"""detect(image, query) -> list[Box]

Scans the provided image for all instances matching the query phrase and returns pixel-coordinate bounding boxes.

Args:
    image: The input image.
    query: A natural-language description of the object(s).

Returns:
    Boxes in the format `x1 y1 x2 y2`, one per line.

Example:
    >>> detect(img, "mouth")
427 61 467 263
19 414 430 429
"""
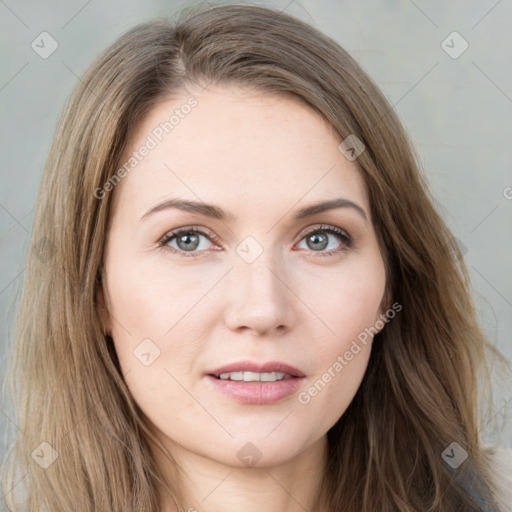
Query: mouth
214 371 295 382
208 360 305 379
205 360 305 405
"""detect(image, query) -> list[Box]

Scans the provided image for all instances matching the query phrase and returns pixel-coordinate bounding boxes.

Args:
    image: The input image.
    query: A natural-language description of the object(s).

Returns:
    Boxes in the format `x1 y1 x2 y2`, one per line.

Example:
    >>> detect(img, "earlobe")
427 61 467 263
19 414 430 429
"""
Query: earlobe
96 284 112 335
379 288 392 317
375 288 393 334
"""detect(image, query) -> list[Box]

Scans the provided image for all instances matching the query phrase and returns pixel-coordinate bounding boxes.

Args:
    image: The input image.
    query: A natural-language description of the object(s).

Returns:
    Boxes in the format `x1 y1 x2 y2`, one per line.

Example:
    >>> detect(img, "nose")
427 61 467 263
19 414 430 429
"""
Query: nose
222 252 295 336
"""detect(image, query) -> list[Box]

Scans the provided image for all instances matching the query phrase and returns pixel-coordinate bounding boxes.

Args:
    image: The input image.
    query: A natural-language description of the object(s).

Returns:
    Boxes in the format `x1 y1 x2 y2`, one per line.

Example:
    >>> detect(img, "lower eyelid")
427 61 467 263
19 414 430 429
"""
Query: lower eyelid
160 230 215 251
160 225 351 255
296 230 351 251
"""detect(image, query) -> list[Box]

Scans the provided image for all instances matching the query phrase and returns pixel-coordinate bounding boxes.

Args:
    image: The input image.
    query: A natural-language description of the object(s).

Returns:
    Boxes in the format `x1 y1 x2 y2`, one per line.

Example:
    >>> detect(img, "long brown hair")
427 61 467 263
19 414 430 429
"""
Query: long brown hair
1 3 510 511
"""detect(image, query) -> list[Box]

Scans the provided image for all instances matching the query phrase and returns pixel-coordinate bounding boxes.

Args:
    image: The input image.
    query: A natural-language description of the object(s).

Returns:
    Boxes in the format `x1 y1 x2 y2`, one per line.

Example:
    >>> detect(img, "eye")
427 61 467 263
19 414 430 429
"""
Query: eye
295 224 352 256
158 227 217 257
158 224 353 258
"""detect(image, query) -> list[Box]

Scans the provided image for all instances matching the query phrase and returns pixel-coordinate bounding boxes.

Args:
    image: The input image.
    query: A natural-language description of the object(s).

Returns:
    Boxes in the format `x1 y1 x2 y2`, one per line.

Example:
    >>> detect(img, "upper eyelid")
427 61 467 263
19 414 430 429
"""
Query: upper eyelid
160 226 219 243
160 224 351 248
301 224 350 238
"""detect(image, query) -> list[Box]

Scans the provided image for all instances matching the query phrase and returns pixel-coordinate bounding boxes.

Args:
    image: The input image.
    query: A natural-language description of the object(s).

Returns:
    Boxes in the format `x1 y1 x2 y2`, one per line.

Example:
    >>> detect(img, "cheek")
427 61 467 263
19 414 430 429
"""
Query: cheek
297 323 374 429
104 248 226 384
105 246 208 336
298 254 386 340
300 346 371 415
295 257 385 416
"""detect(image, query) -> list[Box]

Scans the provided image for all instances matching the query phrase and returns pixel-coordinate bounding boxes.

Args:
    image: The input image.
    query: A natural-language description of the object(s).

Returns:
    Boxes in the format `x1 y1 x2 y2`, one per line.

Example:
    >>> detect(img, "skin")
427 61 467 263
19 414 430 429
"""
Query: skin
98 85 388 512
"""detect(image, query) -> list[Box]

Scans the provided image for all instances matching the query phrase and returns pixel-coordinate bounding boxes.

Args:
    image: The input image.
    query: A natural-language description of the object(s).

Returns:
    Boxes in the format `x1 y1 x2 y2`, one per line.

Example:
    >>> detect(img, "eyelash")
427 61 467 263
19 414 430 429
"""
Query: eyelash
157 224 353 258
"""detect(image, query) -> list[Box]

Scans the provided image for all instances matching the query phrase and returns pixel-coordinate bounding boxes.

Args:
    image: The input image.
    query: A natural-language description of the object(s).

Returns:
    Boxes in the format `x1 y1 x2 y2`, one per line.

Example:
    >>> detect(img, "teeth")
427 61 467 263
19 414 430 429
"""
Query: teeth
218 371 289 382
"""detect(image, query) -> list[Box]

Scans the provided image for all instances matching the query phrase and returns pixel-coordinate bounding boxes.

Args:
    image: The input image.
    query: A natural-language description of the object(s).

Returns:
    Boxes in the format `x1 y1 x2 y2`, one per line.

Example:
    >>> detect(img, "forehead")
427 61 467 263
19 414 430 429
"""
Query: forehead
112 86 369 217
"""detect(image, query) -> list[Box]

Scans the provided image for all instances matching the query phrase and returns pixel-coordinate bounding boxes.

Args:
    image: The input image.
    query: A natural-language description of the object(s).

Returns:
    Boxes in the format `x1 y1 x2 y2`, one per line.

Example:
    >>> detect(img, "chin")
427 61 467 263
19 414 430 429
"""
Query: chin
204 432 318 469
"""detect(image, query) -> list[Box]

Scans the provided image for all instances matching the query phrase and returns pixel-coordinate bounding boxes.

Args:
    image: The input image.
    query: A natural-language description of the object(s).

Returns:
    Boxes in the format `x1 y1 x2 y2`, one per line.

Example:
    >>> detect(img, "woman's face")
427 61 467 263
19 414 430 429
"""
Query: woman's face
100 85 388 468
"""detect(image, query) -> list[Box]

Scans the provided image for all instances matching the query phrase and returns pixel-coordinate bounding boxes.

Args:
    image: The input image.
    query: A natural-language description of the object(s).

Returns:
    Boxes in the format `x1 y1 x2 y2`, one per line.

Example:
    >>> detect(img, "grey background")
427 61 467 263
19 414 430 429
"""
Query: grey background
1 0 511 481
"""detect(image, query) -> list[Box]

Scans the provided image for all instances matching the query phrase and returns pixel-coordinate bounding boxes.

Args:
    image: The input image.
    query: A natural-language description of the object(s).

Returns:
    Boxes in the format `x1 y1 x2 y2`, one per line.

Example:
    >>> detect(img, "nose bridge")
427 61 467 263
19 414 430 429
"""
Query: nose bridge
223 240 293 333
239 250 281 294
235 243 287 303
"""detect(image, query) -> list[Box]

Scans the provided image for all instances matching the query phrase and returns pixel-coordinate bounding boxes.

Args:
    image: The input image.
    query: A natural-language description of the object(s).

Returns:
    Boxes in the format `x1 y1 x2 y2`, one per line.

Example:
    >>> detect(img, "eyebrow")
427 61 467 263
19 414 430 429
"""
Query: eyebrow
140 197 368 223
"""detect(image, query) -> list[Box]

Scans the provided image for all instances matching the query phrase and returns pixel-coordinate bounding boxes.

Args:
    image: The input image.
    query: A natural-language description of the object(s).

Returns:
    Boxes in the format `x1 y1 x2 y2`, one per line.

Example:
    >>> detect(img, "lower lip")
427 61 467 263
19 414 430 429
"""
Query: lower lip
205 375 304 405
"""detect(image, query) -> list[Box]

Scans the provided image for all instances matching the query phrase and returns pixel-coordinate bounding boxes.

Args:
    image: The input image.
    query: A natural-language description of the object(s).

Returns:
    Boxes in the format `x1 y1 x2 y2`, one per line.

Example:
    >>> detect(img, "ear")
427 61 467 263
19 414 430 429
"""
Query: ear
96 282 112 336
379 286 393 318
374 286 393 335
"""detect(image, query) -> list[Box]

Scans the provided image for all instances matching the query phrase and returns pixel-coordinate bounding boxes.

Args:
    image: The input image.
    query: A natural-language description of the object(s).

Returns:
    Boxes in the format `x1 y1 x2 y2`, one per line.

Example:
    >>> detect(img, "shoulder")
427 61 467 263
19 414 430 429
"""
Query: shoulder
482 444 512 512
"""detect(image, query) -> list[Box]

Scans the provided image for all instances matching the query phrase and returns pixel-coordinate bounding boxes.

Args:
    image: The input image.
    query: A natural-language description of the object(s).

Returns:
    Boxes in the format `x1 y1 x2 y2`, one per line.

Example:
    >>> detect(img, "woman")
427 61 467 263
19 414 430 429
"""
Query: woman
1 3 511 511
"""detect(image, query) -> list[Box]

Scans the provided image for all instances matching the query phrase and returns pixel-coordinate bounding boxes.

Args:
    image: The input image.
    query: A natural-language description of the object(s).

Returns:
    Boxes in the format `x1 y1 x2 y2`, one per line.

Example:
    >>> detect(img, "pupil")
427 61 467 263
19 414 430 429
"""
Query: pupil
178 233 199 251
175 232 329 252
308 232 327 250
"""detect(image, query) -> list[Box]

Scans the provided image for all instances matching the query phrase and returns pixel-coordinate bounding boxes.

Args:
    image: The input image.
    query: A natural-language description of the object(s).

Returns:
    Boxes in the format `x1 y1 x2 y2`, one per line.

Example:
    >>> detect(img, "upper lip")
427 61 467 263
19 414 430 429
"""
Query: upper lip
208 360 305 378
